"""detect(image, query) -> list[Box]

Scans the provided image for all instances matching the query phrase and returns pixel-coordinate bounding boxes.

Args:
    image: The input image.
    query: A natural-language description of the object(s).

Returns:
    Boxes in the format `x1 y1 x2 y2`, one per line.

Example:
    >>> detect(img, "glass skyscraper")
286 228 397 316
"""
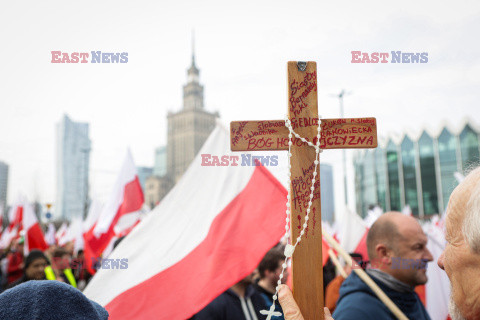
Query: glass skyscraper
354 121 480 218
320 164 335 223
154 146 167 177
0 161 8 215
56 115 91 221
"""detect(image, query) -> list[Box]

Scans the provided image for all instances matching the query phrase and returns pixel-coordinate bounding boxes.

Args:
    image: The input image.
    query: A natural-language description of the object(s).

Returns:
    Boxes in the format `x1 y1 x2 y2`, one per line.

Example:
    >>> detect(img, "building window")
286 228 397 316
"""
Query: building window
354 156 364 216
362 151 377 217
401 137 419 215
460 125 480 172
375 148 388 211
438 129 458 210
387 140 401 211
418 132 438 215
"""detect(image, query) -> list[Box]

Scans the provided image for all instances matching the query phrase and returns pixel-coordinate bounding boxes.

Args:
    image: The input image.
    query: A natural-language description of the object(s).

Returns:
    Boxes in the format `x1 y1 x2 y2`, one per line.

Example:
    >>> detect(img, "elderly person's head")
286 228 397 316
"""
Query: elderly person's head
438 167 480 320
367 212 433 287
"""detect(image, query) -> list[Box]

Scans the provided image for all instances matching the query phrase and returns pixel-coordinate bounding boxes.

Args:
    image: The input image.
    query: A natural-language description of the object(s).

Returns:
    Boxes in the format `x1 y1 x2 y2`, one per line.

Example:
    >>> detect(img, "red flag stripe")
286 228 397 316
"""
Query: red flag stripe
84 176 144 274
104 166 286 320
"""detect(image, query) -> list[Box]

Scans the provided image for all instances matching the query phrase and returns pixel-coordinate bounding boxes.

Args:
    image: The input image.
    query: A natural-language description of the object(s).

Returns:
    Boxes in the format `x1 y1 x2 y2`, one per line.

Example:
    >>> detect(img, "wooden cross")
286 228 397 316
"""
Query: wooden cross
230 62 377 319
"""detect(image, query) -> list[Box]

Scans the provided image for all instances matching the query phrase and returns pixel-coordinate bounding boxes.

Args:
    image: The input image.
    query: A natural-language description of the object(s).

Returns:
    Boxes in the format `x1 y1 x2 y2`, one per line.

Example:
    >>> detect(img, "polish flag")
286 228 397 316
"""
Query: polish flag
84 123 287 319
83 150 144 274
56 222 68 245
45 223 56 246
83 200 103 233
61 217 84 253
23 203 48 254
351 206 383 261
337 206 368 256
7 196 24 233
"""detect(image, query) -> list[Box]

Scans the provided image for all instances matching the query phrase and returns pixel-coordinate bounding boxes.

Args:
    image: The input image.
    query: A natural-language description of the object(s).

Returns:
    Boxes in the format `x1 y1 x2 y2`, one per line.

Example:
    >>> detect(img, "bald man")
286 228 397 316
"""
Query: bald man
332 212 433 320
438 167 480 320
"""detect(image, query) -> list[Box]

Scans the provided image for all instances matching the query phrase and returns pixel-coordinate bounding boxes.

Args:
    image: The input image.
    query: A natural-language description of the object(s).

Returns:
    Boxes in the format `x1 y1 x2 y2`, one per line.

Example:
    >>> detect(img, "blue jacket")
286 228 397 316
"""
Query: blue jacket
332 272 431 320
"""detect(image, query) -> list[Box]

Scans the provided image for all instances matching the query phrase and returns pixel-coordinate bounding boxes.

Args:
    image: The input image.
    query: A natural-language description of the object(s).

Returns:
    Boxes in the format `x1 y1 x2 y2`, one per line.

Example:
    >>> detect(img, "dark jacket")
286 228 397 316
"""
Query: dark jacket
5 274 28 290
193 285 267 320
332 271 431 320
253 283 284 320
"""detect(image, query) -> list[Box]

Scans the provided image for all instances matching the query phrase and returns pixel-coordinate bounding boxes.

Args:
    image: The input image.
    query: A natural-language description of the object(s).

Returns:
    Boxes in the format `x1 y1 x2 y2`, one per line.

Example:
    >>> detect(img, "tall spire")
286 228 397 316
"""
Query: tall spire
191 29 196 68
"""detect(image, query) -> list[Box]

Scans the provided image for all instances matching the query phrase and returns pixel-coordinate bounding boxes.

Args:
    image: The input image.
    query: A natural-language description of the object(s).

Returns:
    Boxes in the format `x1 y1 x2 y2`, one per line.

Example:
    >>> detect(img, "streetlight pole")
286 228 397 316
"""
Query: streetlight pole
333 90 350 206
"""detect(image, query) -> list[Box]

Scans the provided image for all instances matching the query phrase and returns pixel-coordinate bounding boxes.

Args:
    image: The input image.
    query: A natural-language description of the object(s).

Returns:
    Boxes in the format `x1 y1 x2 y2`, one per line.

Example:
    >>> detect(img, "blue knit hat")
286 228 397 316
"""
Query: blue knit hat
0 280 108 320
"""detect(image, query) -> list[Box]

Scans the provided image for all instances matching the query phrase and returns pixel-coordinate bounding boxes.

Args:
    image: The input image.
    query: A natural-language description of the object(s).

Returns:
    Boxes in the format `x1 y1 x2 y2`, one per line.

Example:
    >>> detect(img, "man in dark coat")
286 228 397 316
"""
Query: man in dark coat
333 212 433 320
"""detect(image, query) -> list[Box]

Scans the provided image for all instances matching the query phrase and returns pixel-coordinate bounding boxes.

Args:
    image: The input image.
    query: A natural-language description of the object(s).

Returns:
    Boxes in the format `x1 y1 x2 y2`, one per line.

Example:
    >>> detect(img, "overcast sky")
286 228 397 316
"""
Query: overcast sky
1 0 479 214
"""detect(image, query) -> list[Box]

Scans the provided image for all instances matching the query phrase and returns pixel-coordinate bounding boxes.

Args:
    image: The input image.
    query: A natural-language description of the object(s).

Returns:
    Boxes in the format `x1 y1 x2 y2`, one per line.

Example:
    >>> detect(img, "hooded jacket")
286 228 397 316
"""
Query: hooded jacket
0 280 108 320
332 271 431 320
193 285 267 320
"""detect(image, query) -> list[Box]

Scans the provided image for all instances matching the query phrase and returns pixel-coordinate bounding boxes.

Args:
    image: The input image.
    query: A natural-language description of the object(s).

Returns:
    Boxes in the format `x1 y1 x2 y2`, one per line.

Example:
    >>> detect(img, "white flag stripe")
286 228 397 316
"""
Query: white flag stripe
84 122 255 305
93 150 138 236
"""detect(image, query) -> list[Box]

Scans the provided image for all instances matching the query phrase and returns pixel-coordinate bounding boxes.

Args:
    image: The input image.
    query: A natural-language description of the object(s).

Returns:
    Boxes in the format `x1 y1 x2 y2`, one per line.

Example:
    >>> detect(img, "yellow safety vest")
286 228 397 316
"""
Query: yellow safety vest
44 266 77 288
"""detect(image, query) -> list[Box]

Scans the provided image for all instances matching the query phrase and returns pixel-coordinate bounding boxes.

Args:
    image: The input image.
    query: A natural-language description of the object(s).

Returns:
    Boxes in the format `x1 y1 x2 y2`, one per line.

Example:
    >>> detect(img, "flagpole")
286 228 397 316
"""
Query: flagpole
327 249 347 279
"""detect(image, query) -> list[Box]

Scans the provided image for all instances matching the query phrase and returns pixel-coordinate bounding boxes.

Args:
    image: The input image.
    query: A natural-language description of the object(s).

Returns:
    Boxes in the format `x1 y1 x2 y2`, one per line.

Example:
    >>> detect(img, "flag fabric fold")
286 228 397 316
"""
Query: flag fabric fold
83 150 144 274
84 123 287 320
23 203 48 254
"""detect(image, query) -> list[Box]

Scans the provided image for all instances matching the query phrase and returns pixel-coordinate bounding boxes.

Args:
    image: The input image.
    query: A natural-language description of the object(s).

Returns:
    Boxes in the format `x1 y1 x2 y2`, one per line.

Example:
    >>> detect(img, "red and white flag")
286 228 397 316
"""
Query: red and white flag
83 200 103 233
83 150 144 273
56 222 68 245
7 194 25 233
84 123 287 319
23 203 48 254
61 217 84 253
45 223 56 246
337 206 369 258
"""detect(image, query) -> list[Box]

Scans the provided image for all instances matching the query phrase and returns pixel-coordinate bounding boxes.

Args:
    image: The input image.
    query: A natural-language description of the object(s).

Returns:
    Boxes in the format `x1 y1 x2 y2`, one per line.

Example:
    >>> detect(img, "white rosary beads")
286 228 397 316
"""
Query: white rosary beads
260 116 322 320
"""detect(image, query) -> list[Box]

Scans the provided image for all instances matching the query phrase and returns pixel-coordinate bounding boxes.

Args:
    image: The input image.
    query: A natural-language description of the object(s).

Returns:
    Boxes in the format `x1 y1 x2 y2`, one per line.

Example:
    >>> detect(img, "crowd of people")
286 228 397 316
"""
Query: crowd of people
279 166 480 320
0 167 479 319
0 239 92 292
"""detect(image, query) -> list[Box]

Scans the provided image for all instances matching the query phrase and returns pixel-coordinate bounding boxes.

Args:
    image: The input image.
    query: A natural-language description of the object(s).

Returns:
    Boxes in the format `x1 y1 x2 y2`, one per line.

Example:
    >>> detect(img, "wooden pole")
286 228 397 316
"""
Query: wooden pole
327 249 347 279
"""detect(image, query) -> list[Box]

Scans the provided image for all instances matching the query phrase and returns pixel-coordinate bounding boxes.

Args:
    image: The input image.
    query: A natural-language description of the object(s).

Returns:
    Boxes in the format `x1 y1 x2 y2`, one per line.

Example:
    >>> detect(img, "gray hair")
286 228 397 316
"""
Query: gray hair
462 169 480 254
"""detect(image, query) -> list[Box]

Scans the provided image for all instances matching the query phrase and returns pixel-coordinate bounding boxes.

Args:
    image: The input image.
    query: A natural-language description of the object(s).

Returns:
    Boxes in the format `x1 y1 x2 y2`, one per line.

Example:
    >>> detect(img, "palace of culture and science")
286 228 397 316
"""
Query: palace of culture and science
145 46 219 208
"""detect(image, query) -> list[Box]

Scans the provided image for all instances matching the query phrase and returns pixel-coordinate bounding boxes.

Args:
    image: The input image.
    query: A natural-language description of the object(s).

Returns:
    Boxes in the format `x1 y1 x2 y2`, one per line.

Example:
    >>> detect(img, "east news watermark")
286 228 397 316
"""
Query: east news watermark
352 258 429 270
51 51 128 63
201 154 278 166
52 257 129 270
351 51 428 63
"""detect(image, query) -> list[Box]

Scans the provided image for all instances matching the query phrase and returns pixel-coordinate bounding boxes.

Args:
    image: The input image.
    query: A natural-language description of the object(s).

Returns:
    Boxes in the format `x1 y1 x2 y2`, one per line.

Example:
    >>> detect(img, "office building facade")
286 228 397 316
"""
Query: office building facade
354 120 480 218
56 115 91 221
